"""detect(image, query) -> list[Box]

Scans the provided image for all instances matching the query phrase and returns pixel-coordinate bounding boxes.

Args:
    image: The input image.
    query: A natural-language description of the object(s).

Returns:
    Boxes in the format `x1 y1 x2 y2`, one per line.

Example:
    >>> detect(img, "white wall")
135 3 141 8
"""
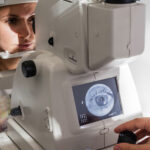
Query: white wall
130 0 150 116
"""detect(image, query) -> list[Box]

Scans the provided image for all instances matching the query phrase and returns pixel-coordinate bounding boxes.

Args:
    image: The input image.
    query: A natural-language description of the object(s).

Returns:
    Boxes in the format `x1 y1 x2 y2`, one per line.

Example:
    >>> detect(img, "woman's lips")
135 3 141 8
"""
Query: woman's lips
18 43 33 50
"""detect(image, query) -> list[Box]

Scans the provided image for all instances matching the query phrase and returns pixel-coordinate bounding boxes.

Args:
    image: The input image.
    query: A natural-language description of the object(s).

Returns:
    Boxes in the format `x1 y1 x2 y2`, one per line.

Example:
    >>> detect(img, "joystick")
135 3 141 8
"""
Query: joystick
117 130 137 144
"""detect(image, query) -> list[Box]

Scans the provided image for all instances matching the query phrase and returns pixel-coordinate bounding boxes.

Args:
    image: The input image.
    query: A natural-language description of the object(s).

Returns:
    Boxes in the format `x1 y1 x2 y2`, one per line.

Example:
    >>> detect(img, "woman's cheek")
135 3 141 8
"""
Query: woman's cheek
3 27 18 42
1 26 19 49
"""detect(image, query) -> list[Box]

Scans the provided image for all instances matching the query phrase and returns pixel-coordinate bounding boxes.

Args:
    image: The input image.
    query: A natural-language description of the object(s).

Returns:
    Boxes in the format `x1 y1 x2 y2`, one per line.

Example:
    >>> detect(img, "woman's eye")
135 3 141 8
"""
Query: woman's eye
6 18 18 25
28 16 35 24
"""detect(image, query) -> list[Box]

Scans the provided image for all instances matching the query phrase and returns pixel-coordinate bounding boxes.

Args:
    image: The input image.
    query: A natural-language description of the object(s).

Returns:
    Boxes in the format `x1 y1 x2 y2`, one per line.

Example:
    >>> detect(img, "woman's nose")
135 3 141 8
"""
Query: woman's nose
18 22 32 39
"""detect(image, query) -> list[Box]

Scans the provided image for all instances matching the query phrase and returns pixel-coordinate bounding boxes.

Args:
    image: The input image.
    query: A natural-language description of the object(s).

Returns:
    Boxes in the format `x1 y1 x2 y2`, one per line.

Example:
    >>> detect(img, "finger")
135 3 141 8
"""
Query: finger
138 137 150 144
114 118 150 133
114 143 138 150
0 123 7 132
136 129 150 140
114 143 150 150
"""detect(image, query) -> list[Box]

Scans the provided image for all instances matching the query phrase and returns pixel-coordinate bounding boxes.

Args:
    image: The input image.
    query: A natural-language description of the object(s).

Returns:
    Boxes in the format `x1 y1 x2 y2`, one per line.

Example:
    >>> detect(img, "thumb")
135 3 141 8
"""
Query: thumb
114 143 150 150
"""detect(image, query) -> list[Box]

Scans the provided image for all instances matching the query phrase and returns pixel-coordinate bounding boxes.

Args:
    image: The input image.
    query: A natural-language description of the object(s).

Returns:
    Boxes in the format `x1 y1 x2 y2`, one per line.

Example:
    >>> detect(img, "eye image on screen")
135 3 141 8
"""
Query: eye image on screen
0 3 37 72
72 77 122 126
85 84 114 117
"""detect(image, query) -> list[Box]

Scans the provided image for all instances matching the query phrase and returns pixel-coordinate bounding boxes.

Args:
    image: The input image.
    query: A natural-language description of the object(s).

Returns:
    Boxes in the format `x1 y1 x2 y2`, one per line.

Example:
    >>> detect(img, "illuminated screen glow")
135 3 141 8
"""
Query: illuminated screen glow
72 77 122 126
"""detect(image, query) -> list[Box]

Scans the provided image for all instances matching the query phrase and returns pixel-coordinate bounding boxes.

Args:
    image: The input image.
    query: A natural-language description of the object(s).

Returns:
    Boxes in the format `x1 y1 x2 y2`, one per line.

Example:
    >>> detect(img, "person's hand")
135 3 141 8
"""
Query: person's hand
114 117 150 150
0 93 10 132
0 119 7 132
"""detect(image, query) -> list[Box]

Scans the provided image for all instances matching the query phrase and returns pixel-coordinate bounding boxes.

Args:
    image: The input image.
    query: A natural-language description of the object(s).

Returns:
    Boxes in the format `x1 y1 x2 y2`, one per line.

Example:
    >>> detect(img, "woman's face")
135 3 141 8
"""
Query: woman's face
0 3 36 53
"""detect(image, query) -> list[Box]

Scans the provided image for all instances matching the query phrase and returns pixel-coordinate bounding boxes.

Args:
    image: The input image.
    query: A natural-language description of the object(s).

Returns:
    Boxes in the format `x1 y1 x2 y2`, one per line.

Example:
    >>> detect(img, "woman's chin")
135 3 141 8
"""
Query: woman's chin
7 57 21 70
0 57 21 71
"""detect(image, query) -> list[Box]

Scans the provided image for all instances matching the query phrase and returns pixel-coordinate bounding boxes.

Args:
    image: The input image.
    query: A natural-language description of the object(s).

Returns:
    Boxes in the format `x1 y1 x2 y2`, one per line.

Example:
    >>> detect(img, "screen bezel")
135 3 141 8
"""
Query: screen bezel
62 69 124 134
72 76 123 126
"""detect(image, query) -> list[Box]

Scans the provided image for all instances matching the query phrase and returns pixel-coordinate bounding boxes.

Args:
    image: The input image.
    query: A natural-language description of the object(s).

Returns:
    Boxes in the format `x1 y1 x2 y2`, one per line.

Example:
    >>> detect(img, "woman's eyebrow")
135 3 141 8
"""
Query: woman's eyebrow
0 14 18 19
8 14 18 17
0 13 35 20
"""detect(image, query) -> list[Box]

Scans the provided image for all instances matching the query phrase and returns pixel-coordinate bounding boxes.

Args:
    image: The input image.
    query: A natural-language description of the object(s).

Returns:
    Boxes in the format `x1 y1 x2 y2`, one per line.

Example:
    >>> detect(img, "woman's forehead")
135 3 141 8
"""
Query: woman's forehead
0 3 36 18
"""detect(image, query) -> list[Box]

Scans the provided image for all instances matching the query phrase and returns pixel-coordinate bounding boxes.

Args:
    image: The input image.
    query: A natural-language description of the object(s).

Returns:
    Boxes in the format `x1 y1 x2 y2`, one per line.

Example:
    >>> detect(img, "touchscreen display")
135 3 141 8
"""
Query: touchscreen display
72 77 122 126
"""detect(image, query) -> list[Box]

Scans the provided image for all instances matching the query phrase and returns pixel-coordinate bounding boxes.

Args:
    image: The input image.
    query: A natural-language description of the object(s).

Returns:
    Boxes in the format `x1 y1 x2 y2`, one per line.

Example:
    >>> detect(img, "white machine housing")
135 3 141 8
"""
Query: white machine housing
36 0 145 73
10 51 142 150
8 0 145 150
